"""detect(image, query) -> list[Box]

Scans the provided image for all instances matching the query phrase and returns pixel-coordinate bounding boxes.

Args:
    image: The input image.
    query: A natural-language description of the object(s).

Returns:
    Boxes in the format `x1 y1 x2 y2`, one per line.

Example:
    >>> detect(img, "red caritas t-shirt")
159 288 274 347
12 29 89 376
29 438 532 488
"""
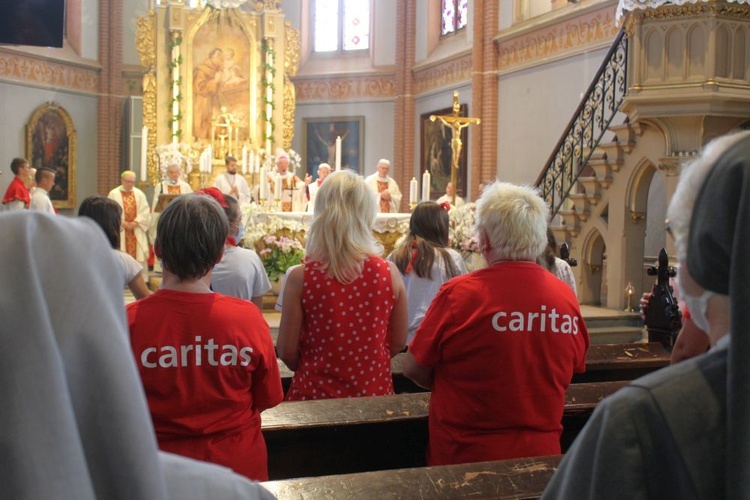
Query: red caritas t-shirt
409 261 589 466
127 289 283 480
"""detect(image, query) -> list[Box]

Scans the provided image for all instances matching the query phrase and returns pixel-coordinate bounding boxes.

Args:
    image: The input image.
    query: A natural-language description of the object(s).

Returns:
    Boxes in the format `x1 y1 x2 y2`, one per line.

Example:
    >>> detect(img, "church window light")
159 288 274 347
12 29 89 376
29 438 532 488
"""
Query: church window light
442 0 468 36
313 0 370 53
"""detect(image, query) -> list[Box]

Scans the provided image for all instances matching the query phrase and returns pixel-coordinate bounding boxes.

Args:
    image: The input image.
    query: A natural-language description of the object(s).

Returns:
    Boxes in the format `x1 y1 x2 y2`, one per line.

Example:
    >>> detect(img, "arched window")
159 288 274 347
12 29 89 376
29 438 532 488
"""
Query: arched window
313 0 370 53
441 0 468 36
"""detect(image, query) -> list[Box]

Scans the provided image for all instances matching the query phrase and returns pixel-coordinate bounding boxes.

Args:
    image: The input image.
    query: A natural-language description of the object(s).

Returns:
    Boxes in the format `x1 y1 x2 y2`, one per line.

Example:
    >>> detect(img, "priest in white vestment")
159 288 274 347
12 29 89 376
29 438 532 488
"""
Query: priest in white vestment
108 170 150 279
268 149 309 212
152 163 192 211
435 182 465 208
306 162 331 212
214 155 252 204
365 159 403 213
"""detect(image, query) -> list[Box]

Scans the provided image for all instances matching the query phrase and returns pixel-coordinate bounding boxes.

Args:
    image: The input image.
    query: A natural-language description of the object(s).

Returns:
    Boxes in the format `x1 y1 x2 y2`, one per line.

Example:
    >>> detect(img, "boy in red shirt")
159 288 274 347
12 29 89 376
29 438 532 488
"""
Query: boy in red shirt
128 194 283 481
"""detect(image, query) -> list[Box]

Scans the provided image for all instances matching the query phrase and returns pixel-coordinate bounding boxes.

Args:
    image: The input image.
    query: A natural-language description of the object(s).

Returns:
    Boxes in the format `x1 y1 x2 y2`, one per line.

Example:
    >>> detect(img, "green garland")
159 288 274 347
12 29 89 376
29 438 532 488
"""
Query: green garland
167 35 184 140
263 39 276 144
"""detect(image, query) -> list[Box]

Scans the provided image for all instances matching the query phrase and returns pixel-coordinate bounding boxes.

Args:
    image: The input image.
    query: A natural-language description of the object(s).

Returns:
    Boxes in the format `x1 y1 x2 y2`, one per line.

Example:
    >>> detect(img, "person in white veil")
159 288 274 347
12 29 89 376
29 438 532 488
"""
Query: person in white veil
542 130 750 499
0 211 274 500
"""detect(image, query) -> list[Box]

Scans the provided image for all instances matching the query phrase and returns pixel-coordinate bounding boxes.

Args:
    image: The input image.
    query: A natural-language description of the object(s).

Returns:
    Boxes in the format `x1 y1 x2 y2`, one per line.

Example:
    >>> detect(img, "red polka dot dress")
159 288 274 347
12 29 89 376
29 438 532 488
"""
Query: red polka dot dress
285 255 397 401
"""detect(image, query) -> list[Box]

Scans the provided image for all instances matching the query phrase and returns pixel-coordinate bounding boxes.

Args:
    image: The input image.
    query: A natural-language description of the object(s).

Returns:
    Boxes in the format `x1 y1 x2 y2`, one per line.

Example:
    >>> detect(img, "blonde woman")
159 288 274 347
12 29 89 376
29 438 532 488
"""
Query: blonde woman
277 170 408 401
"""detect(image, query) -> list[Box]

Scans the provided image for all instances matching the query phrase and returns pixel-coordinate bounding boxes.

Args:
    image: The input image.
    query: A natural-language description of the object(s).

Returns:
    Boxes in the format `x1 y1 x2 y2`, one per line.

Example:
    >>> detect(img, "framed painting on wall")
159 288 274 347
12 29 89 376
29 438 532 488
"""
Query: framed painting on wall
302 117 364 176
420 104 469 200
26 102 77 209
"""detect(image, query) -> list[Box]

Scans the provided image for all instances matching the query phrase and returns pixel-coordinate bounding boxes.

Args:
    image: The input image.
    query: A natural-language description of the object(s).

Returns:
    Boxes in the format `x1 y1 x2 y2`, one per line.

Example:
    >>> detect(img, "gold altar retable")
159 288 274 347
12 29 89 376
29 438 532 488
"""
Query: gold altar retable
136 0 300 189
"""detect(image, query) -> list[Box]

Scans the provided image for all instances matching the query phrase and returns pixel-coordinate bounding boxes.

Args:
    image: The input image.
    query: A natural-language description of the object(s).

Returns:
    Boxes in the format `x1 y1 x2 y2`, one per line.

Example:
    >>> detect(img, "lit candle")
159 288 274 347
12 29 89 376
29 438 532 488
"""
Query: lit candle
140 126 148 181
259 167 267 200
409 178 418 205
335 136 342 171
421 170 431 201
274 175 282 201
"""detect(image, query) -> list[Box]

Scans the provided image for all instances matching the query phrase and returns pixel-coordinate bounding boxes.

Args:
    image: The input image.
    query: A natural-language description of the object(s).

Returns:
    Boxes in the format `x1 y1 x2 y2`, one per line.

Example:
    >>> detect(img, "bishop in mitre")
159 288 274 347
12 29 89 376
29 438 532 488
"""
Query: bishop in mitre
267 148 309 212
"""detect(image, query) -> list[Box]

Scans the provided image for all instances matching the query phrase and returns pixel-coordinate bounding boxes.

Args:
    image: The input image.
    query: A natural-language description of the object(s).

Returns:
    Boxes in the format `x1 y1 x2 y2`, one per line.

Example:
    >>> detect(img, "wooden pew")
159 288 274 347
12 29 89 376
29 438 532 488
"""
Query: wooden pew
262 455 563 499
262 381 626 480
277 342 670 394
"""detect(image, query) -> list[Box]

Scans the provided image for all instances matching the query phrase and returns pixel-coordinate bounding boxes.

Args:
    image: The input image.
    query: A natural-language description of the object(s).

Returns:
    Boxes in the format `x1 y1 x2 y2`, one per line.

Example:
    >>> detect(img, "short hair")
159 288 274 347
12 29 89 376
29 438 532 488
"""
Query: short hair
35 168 55 184
78 195 122 249
667 130 750 262
121 170 136 180
225 155 237 165
475 182 549 262
10 158 27 175
377 159 390 167
389 201 460 280
318 163 332 172
222 193 241 224
306 170 381 283
155 194 229 281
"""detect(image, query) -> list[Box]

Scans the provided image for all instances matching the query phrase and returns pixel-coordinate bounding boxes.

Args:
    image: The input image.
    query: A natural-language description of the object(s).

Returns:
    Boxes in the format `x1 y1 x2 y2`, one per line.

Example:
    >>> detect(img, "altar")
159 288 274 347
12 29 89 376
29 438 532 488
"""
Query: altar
244 210 412 256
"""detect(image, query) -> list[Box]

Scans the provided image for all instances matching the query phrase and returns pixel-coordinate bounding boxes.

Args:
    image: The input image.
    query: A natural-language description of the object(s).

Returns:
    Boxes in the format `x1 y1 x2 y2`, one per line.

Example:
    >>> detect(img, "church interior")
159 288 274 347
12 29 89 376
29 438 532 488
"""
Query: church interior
2 0 749 496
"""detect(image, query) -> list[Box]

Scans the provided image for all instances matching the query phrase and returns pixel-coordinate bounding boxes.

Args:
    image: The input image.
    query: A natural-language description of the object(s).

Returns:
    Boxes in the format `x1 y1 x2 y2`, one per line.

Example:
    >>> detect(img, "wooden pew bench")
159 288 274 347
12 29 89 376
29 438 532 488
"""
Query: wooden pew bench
261 381 626 480
277 342 670 394
262 455 563 499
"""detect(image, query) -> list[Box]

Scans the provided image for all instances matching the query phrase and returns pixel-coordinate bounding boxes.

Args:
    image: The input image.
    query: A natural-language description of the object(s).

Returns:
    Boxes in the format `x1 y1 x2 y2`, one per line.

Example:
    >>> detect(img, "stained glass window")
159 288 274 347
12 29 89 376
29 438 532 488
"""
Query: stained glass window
343 0 370 51
313 0 370 53
442 0 468 36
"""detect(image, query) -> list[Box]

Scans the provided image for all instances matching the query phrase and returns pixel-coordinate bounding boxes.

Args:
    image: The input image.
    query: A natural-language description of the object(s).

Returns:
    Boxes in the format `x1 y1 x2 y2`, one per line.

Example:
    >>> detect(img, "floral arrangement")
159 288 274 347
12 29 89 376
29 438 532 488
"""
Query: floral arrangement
241 204 308 249
448 203 480 255
257 235 305 283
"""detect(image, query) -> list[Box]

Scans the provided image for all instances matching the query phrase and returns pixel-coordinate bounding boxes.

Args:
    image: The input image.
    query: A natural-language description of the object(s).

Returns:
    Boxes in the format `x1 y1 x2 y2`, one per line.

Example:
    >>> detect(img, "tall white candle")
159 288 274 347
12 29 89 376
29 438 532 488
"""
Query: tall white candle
335 136 342 171
255 154 261 174
274 176 282 200
422 170 431 201
249 152 255 173
242 146 248 174
259 167 267 200
409 178 418 205
140 126 148 181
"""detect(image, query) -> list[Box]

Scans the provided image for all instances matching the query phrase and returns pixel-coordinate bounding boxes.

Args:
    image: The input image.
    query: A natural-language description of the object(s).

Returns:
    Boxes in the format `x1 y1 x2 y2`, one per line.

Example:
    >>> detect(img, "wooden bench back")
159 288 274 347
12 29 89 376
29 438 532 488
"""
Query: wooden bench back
262 381 627 479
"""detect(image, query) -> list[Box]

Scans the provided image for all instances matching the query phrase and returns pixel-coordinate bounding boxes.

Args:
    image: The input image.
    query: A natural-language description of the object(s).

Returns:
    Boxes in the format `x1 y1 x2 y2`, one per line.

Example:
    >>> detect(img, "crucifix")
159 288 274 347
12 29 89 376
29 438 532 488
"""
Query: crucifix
430 91 481 205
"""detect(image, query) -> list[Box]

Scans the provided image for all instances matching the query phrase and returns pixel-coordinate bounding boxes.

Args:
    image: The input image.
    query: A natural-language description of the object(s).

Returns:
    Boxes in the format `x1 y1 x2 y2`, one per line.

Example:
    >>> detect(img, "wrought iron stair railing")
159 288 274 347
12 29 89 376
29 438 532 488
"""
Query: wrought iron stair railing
535 29 628 218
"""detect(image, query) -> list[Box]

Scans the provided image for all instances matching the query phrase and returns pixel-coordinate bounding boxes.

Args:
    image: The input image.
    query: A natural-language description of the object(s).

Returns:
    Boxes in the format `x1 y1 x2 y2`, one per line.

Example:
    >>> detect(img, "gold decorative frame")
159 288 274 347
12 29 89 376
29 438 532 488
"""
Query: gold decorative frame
25 102 77 209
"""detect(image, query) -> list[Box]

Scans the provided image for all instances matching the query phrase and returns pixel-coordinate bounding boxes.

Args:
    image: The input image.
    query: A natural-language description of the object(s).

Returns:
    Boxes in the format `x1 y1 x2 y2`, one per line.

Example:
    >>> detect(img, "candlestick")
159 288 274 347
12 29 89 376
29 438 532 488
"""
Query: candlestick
335 136 342 171
274 176 282 201
409 177 418 207
421 171 431 201
259 167 268 201
140 126 148 182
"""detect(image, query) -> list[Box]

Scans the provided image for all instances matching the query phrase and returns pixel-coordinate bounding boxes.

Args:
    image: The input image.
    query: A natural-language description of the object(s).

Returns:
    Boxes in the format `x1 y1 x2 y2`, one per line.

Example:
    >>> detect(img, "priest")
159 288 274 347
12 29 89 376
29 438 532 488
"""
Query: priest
268 149 308 212
108 170 150 280
365 159 402 213
214 155 252 204
152 163 193 211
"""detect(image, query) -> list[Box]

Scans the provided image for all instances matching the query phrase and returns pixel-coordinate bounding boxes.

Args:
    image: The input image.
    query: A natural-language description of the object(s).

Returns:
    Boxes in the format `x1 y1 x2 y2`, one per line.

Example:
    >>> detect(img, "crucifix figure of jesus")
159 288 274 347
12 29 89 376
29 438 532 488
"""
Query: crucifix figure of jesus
430 91 481 205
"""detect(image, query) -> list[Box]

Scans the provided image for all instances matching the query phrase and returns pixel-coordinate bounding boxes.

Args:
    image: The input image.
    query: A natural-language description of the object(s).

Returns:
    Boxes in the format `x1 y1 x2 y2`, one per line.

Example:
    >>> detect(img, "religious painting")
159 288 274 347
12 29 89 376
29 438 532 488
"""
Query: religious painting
420 105 469 200
190 17 253 148
303 117 364 175
26 102 77 209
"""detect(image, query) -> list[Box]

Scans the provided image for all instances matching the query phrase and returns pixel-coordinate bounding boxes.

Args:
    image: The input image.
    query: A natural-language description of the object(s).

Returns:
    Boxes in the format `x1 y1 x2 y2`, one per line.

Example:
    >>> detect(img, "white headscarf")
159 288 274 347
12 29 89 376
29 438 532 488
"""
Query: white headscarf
0 212 274 500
